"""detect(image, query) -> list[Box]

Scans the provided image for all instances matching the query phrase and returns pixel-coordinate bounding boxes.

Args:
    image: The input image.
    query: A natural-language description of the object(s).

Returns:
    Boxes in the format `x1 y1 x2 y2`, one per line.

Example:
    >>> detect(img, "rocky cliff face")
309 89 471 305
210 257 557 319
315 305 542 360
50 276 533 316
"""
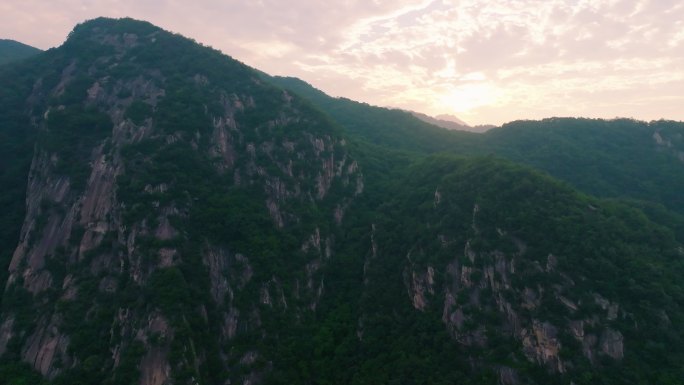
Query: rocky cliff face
0 18 361 384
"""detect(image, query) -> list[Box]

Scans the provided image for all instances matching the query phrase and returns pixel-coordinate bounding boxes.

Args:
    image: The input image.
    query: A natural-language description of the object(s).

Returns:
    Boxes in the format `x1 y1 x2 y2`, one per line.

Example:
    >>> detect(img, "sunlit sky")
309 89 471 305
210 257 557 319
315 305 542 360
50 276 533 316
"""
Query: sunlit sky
2 0 683 125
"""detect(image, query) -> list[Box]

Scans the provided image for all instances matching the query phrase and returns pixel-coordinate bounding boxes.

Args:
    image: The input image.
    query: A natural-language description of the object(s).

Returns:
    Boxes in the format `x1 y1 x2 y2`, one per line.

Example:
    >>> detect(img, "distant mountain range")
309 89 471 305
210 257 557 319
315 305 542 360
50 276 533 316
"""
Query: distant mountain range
1 17 683 385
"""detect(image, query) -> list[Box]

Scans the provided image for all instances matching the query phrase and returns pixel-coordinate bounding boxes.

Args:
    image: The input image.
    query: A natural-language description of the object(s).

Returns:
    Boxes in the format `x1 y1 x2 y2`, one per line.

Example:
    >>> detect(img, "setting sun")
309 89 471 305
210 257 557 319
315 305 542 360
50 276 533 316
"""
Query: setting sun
437 82 500 115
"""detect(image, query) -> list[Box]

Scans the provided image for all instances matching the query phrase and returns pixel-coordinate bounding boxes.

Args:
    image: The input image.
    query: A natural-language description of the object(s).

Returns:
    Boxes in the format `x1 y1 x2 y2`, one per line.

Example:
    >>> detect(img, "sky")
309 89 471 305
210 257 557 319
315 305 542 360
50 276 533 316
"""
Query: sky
1 0 683 126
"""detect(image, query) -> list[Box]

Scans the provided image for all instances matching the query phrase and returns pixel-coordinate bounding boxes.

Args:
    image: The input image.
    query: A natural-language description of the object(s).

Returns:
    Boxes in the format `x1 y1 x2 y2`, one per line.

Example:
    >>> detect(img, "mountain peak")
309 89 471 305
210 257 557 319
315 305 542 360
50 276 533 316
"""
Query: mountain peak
62 17 167 53
67 17 161 40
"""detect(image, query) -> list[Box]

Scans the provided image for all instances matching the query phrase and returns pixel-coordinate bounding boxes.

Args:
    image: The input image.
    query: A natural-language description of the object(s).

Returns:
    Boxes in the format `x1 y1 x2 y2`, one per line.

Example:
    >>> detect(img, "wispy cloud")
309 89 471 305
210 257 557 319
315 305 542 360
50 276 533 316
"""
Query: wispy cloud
1 0 682 125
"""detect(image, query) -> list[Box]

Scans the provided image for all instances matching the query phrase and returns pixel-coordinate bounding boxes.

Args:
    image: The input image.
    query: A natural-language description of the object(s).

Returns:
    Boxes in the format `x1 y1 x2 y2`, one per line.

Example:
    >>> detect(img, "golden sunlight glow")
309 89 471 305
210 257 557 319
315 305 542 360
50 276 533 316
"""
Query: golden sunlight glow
437 83 500 114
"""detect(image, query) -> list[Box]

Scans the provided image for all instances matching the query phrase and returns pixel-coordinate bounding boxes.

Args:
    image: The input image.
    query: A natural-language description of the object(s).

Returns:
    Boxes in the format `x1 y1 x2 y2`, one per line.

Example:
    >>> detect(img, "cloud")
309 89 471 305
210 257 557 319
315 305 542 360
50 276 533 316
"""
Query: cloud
1 0 682 125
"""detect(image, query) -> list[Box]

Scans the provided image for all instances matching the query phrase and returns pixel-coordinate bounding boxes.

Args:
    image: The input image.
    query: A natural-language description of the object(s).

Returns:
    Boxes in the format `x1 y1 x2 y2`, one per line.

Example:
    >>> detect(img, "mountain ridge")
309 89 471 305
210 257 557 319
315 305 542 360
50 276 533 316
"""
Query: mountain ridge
269 75 684 220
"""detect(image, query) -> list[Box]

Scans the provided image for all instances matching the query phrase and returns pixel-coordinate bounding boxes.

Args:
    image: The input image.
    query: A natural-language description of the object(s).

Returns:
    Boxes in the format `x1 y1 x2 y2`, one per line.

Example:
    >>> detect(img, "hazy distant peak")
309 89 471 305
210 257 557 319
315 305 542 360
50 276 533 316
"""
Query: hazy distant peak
406 110 495 133
434 113 469 127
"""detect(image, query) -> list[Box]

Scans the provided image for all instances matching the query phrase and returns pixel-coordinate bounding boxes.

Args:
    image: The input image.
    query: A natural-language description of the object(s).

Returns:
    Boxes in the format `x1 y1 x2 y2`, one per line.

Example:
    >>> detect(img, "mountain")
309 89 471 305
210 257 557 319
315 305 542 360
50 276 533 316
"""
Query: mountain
0 17 362 385
0 39 42 65
1 17 684 385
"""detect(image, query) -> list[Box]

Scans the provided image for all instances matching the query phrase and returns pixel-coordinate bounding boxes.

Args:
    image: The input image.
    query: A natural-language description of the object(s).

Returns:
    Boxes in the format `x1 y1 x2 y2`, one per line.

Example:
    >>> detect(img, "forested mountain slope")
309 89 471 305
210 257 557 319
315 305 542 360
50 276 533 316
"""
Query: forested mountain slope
486 119 684 215
346 155 684 384
0 17 682 385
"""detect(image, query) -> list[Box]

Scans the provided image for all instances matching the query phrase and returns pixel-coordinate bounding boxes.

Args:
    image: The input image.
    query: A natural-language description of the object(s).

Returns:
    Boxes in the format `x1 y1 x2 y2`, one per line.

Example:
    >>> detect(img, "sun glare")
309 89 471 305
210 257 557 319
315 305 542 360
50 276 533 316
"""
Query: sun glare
437 83 499 114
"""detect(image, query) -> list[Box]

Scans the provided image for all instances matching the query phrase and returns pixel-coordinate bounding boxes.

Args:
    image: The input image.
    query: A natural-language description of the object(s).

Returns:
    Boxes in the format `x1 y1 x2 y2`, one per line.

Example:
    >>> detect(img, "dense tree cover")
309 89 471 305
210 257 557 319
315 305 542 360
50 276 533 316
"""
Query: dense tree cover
486 118 684 216
0 40 41 66
1 17 684 385
293 153 684 384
